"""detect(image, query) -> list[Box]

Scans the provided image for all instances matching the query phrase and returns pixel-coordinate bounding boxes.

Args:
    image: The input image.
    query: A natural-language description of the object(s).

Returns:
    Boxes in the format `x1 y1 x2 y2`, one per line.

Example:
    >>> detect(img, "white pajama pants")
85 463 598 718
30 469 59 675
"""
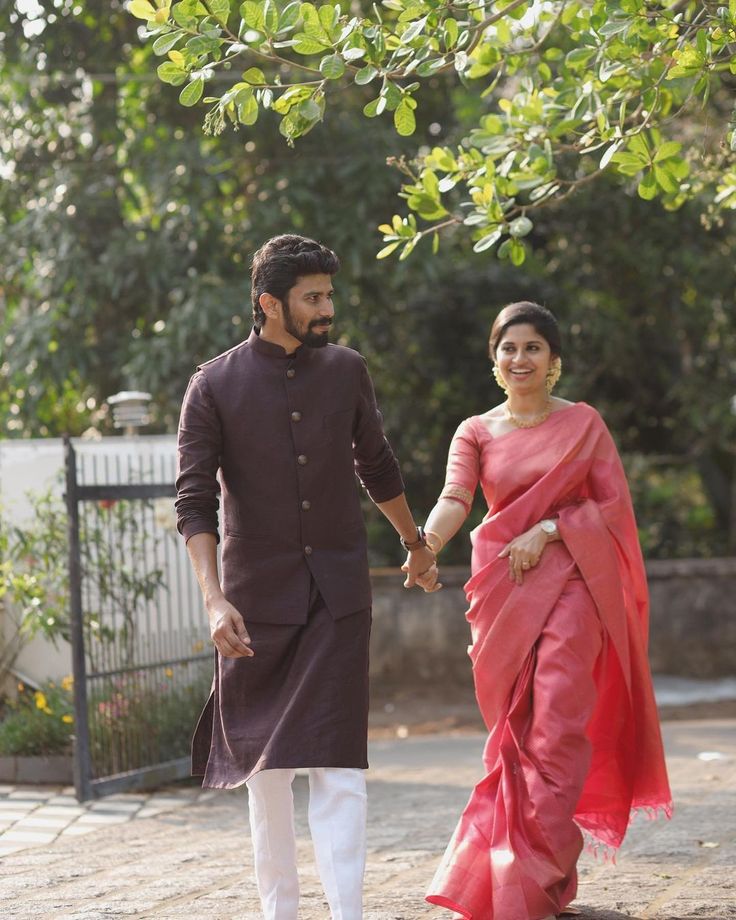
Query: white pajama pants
246 767 367 920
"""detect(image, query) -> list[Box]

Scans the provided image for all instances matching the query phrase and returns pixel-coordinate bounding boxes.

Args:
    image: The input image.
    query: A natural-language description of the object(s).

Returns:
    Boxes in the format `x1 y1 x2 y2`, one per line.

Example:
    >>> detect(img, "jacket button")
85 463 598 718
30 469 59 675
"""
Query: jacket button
286 368 296 379
304 545 313 555
301 500 311 511
291 411 302 422
297 454 308 465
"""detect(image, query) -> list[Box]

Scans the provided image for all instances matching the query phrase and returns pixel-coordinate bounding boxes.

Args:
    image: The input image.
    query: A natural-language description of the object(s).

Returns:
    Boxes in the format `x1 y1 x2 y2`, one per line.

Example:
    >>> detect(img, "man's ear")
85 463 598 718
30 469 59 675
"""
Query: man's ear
259 292 281 320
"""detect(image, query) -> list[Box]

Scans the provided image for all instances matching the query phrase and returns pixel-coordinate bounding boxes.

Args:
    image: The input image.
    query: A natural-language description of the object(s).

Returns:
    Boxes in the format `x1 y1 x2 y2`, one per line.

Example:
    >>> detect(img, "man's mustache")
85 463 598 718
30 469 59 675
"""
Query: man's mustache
310 320 333 329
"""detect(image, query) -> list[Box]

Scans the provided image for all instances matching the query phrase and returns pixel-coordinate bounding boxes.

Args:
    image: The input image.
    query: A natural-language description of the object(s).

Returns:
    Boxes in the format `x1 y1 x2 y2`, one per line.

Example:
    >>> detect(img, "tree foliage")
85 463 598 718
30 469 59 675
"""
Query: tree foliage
131 0 736 261
1 0 735 562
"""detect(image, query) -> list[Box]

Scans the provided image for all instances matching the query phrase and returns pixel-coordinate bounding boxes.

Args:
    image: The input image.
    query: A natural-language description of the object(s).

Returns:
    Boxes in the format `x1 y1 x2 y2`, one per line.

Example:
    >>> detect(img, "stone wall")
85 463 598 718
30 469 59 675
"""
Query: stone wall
369 558 736 685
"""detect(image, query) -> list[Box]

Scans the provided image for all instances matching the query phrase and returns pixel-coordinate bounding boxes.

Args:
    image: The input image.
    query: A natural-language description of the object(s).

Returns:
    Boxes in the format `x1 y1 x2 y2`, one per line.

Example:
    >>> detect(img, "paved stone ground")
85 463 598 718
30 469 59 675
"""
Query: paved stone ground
0 786 217 856
0 719 734 920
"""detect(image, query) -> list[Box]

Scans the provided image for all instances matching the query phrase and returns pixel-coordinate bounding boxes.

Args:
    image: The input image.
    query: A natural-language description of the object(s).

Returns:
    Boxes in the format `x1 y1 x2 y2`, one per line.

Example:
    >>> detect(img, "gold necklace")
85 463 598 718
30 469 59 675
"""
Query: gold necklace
504 398 553 429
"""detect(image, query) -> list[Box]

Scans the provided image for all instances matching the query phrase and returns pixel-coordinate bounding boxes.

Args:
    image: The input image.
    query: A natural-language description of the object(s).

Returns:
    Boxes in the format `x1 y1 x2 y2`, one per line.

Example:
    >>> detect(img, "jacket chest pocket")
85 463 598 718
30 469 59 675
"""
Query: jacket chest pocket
323 408 355 445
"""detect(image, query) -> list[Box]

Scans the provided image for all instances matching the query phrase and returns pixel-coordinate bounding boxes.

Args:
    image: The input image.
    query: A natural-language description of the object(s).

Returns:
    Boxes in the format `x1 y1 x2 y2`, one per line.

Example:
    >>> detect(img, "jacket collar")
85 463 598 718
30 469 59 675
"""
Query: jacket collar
248 327 307 360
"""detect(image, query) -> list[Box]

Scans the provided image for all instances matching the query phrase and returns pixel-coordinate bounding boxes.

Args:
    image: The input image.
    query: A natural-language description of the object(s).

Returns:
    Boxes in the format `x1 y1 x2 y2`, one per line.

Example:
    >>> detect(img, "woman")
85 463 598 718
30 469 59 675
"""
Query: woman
416 302 672 920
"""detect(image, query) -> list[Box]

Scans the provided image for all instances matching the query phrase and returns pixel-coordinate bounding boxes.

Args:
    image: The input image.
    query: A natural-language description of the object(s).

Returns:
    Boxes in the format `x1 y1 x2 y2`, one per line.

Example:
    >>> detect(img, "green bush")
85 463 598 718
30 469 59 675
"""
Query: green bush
0 680 74 757
87 664 211 776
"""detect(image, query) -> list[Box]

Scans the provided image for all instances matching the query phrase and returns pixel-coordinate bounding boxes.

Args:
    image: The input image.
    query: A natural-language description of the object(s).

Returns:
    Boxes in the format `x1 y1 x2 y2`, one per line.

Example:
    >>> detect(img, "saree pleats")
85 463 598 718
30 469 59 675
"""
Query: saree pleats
427 577 602 920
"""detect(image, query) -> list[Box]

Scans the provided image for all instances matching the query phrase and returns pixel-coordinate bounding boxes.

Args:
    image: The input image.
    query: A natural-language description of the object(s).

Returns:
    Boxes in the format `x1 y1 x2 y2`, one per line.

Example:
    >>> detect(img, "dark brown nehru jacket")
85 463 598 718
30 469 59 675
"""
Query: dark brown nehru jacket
175 328 404 625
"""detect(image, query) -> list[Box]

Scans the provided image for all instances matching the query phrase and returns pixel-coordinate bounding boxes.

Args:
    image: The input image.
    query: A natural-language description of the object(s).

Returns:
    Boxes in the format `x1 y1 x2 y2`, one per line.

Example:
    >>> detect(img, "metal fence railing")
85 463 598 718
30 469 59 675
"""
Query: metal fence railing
64 437 210 801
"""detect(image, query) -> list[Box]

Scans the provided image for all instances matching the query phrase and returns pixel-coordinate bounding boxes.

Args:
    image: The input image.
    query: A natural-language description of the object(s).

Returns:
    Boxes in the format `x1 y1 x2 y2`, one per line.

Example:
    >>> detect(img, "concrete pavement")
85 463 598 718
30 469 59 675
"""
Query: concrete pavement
0 719 734 919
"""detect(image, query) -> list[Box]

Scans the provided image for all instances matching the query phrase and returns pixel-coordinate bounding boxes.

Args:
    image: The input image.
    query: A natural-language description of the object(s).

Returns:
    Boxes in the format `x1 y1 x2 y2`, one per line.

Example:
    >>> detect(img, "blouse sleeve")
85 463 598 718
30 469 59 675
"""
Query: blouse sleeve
439 418 480 513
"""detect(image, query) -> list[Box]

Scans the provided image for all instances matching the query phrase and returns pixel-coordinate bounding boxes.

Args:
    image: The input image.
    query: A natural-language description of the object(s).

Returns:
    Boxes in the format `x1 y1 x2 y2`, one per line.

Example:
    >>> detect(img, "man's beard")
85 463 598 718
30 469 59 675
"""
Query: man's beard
283 301 331 348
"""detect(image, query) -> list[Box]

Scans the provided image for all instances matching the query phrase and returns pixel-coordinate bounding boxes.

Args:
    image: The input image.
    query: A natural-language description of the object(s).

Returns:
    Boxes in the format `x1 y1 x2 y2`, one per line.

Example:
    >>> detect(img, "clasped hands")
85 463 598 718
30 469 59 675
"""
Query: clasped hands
401 544 442 593
498 522 551 585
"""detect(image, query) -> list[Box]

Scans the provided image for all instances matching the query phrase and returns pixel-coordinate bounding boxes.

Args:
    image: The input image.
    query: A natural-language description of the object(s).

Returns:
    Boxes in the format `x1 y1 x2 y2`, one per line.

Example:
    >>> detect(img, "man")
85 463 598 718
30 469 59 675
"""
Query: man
175 234 438 920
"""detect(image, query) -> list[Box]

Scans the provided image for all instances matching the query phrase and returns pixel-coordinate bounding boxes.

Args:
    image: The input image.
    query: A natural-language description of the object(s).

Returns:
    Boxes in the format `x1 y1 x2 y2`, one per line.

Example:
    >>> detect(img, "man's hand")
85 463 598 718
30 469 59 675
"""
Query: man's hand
206 597 254 658
401 545 443 592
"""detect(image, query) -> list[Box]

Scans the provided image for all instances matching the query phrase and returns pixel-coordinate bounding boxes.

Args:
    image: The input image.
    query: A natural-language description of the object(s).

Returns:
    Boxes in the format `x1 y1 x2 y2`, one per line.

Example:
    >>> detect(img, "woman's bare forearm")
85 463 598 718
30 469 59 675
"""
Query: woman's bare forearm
423 499 469 553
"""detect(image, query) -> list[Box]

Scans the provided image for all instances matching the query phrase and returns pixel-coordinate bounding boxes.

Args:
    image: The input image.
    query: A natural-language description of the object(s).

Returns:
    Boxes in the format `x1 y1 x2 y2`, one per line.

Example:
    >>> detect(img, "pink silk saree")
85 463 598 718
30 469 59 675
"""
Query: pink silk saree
426 403 672 920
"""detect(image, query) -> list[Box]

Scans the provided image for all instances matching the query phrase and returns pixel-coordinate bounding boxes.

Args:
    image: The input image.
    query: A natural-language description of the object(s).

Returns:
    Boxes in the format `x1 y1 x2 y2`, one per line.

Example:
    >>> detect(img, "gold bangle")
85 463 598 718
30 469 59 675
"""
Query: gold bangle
425 530 444 554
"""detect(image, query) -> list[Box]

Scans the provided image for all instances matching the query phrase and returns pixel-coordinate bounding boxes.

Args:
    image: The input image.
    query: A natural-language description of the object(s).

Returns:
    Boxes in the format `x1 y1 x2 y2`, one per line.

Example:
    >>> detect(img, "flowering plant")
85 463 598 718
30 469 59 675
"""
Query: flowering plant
0 678 74 757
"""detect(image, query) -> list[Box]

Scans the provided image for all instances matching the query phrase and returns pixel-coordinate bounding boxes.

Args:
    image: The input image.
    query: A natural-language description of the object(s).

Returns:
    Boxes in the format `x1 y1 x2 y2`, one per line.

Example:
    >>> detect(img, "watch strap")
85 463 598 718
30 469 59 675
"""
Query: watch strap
401 525 428 551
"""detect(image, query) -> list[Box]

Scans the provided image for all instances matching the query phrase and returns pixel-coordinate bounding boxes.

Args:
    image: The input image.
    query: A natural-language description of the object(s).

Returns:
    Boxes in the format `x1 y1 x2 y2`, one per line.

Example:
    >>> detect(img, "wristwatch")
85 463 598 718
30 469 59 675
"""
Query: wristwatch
540 519 558 537
401 525 428 552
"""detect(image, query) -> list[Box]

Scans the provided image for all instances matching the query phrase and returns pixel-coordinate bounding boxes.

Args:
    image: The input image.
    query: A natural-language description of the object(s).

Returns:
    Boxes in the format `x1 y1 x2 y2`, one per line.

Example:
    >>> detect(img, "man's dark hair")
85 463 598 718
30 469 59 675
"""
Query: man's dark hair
488 301 562 359
250 235 340 330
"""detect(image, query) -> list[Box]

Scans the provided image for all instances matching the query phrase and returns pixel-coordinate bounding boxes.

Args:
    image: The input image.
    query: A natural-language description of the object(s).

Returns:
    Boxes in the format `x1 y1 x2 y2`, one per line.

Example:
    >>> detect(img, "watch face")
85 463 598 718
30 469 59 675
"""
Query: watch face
541 520 557 534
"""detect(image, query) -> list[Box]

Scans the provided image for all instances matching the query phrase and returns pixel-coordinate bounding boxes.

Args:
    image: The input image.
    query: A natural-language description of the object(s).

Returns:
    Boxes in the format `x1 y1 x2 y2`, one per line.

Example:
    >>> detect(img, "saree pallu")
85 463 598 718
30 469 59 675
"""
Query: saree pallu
426 404 672 920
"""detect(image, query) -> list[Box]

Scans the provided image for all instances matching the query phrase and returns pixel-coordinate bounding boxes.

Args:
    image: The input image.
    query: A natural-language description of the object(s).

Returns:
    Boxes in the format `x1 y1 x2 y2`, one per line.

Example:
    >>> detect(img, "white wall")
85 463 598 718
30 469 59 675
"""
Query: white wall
0 435 206 689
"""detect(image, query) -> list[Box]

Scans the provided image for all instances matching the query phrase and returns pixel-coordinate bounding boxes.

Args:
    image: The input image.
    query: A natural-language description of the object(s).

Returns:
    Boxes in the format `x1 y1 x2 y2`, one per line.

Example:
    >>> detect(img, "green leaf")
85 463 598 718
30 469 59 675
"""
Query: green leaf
401 15 427 43
343 45 366 60
443 17 459 50
129 0 158 21
394 99 416 136
637 170 658 200
363 97 383 117
186 34 223 54
238 93 259 124
240 0 264 30
263 0 279 33
510 239 526 266
561 2 580 25
152 30 185 55
380 80 402 110
318 3 338 37
696 28 707 56
354 64 378 85
376 241 401 259
653 164 679 193
416 58 446 77
654 141 682 162
157 61 187 85
509 216 533 238
293 34 329 54
627 132 651 161
179 77 204 106
320 54 346 79
242 66 266 84
599 140 622 169
497 238 513 260
298 98 322 121
611 151 647 175
208 0 230 25
565 47 595 69
473 228 502 253
278 1 301 31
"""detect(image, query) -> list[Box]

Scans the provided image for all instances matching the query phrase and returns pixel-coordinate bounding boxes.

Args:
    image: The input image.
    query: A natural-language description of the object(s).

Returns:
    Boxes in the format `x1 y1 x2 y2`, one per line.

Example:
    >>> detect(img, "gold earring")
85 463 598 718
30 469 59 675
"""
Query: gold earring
546 358 562 394
492 364 509 394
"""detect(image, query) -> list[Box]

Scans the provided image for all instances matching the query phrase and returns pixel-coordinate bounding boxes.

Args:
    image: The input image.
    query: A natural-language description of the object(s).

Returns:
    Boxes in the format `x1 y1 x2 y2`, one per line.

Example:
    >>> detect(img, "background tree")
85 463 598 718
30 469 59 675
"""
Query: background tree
1 0 735 563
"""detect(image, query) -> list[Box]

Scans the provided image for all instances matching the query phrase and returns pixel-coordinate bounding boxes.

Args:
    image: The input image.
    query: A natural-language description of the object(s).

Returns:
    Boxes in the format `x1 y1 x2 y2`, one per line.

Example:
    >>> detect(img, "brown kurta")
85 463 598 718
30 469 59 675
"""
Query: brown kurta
176 328 404 786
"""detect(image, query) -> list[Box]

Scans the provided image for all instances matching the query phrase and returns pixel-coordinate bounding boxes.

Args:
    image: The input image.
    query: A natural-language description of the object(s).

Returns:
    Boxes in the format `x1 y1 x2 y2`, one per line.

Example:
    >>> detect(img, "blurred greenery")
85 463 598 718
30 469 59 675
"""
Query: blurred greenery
1 1 735 563
127 0 736 263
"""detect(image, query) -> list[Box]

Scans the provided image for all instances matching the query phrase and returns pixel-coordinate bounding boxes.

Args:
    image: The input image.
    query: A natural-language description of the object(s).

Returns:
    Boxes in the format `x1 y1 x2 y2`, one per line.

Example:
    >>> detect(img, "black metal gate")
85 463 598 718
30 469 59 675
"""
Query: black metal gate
64 437 211 801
